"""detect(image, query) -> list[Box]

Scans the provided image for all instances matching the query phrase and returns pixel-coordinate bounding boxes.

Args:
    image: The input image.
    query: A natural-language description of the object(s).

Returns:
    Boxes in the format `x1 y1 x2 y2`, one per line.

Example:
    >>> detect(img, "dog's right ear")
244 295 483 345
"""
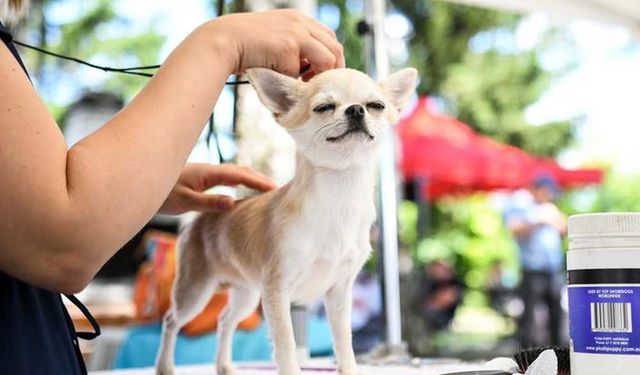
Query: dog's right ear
247 68 301 116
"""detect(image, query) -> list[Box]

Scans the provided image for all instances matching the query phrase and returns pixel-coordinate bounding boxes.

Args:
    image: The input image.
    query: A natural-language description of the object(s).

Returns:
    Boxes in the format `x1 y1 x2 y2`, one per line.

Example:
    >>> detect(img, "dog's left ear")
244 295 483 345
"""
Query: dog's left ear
380 68 419 111
247 68 301 116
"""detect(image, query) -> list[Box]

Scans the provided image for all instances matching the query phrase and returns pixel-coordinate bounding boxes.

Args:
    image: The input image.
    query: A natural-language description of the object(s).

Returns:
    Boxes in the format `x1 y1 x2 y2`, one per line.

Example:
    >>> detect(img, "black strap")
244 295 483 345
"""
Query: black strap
0 20 30 78
64 294 101 340
0 21 12 44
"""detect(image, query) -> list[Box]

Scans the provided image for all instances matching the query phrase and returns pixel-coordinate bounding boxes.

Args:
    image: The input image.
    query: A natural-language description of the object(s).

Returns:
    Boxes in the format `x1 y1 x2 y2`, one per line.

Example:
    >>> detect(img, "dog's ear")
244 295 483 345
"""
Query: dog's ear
247 68 301 115
380 68 418 111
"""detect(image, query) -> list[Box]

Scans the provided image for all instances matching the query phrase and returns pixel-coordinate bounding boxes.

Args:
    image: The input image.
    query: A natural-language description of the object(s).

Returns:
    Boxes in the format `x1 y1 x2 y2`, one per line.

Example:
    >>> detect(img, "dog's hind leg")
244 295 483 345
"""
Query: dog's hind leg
156 240 217 375
216 286 261 375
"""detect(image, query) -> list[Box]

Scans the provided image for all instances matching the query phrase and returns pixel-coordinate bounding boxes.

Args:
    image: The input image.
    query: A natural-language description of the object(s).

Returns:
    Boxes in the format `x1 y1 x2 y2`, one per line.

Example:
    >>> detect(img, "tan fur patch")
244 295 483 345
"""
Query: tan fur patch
275 81 310 129
226 192 275 270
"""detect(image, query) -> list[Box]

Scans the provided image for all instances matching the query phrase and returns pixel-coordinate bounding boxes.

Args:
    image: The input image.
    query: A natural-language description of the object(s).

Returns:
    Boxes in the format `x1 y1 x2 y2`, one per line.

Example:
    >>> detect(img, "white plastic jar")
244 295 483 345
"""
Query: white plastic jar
568 213 640 375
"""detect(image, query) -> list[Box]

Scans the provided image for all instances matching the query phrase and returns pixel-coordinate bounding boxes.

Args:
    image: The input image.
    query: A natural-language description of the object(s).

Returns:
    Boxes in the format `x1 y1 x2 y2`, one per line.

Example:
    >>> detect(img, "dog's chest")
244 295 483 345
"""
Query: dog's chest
282 183 375 302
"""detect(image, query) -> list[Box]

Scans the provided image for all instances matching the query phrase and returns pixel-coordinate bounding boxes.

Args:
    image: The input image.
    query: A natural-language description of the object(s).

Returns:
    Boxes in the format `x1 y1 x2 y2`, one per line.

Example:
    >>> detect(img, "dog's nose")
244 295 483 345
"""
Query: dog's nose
345 104 365 119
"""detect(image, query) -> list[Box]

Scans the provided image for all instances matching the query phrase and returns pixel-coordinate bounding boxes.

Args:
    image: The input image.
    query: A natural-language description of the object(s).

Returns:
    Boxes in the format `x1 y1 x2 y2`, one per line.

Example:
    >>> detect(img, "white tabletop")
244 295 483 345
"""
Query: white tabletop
90 361 486 375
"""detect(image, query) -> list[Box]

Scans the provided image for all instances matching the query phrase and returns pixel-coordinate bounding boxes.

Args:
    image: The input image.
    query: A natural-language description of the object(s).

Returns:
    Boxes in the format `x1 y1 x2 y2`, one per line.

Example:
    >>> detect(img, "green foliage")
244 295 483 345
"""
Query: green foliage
392 0 575 157
443 48 574 156
399 196 519 296
395 0 517 94
559 171 640 214
319 0 365 72
55 0 116 56
28 0 165 105
514 121 574 157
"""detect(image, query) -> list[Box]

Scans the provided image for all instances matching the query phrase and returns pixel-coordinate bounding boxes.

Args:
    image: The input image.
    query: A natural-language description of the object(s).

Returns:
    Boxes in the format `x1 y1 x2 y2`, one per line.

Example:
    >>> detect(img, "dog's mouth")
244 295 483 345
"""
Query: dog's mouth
326 127 375 143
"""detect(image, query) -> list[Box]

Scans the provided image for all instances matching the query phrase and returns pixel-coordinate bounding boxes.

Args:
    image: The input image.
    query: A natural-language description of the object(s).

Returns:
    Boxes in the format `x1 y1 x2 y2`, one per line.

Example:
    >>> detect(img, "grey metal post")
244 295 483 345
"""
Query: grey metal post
363 0 405 351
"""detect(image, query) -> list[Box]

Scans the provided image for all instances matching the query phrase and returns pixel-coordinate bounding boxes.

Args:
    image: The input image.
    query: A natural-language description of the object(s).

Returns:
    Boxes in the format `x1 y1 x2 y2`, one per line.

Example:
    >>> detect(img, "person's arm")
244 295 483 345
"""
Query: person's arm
505 205 539 240
557 212 568 236
0 10 344 294
507 218 539 239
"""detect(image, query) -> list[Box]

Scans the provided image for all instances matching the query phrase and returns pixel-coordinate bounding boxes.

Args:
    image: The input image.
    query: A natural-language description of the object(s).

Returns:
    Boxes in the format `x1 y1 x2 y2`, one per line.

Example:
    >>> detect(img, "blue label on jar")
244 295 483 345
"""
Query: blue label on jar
569 285 640 355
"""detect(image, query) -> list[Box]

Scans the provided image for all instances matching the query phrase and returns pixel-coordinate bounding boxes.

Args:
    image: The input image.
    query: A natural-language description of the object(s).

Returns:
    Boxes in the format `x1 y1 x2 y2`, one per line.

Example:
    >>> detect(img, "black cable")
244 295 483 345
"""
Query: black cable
120 65 161 71
13 40 249 85
13 40 154 77
14 0 242 164
207 112 226 163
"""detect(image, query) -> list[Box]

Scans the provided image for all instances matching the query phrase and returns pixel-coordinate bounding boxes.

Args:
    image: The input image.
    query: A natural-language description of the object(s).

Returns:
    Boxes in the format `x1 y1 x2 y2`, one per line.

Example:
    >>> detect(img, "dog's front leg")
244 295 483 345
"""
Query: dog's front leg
325 277 359 375
262 287 301 375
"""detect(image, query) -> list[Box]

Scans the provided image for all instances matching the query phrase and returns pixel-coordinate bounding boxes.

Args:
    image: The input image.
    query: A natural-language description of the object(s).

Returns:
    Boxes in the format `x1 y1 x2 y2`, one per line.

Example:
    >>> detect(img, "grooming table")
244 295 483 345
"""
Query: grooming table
90 360 484 375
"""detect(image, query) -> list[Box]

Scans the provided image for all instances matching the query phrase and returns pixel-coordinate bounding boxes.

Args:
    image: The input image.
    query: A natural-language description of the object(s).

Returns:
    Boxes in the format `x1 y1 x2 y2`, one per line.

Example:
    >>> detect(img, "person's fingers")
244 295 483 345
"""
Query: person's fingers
303 16 344 69
299 36 337 75
309 29 344 69
270 36 303 77
299 12 338 42
190 164 275 192
210 165 277 192
278 55 303 77
315 21 338 40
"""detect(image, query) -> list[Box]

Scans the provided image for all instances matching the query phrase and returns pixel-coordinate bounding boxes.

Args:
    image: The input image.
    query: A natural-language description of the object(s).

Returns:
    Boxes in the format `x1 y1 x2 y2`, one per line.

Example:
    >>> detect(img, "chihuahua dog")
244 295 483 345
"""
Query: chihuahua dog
155 67 418 375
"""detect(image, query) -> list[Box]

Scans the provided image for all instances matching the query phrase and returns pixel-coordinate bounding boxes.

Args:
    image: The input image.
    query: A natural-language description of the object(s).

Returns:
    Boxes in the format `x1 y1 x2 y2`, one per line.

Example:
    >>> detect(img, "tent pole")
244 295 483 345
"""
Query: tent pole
364 0 407 356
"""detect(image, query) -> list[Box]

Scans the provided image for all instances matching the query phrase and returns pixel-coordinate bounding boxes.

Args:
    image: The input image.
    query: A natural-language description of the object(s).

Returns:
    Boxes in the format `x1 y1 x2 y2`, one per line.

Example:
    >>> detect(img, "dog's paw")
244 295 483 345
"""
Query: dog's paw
216 362 237 375
279 370 303 375
338 367 361 375
155 365 175 375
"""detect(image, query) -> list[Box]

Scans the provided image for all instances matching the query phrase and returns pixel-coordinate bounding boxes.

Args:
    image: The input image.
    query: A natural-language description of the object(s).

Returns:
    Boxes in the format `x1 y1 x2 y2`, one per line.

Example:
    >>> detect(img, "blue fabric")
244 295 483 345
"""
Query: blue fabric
504 194 564 272
114 317 334 369
0 273 86 374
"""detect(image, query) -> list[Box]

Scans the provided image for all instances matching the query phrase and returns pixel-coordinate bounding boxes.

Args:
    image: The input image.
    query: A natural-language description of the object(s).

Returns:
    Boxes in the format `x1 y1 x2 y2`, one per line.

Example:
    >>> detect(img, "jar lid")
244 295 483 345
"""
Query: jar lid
569 213 640 238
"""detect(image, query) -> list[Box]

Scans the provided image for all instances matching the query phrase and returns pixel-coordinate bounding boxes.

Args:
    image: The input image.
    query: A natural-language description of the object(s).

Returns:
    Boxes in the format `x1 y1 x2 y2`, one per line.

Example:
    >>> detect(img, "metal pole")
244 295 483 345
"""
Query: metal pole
365 0 404 349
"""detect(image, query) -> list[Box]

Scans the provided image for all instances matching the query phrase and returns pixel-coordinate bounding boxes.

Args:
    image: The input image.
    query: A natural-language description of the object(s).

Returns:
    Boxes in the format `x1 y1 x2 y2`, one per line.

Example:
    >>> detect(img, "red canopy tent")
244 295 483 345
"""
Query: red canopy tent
398 97 604 200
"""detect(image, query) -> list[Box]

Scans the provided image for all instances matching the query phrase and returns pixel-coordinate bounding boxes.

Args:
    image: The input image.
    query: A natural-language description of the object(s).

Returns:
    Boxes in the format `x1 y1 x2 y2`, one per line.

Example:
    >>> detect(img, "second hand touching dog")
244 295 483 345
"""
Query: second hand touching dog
155 67 418 375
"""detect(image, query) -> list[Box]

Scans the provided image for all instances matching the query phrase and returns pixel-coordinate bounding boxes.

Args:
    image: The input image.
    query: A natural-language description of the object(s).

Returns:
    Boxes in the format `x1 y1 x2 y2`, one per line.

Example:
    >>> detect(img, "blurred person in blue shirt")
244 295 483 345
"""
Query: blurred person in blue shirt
504 175 567 347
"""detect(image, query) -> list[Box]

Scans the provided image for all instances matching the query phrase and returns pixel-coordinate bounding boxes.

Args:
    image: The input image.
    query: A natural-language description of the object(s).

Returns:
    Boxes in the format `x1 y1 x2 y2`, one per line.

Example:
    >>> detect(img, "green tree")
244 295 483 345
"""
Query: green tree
18 0 165 121
394 0 575 157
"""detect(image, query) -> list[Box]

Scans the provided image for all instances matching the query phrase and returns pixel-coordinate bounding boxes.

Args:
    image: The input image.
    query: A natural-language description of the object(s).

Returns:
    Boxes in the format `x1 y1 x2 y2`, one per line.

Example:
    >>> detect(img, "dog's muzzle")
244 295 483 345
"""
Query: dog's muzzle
326 105 375 143
326 124 375 143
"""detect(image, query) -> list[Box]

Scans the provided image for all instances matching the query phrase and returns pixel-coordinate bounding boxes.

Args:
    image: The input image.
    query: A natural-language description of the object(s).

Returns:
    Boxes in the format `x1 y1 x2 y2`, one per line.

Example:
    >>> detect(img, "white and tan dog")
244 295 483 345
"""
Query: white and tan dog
155 67 418 375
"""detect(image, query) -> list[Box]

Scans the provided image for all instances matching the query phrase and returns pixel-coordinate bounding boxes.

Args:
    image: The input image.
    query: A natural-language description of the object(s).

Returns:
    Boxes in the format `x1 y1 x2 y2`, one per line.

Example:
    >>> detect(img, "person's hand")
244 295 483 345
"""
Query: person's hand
159 163 276 215
206 9 345 80
429 287 460 310
536 203 566 230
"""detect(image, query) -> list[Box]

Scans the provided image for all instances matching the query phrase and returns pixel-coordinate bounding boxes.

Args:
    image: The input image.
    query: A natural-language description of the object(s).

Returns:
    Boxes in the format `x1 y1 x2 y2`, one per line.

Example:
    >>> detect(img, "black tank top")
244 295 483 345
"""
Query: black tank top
0 21 98 375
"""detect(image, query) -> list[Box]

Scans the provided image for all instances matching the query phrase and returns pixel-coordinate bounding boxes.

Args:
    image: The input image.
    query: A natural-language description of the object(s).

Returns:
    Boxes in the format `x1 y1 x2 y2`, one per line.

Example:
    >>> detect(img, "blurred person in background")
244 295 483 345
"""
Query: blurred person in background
350 271 383 353
419 260 463 331
504 175 567 348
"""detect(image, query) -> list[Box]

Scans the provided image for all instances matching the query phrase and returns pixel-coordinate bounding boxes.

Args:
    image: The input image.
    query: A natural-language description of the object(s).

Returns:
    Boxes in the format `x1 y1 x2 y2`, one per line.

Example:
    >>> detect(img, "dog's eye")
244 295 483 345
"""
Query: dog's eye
313 103 336 113
366 102 386 110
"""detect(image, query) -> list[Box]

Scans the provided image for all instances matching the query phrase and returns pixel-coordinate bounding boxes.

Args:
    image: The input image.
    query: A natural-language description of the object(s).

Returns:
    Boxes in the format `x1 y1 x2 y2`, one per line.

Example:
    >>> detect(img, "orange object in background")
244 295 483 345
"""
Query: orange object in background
133 230 261 336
